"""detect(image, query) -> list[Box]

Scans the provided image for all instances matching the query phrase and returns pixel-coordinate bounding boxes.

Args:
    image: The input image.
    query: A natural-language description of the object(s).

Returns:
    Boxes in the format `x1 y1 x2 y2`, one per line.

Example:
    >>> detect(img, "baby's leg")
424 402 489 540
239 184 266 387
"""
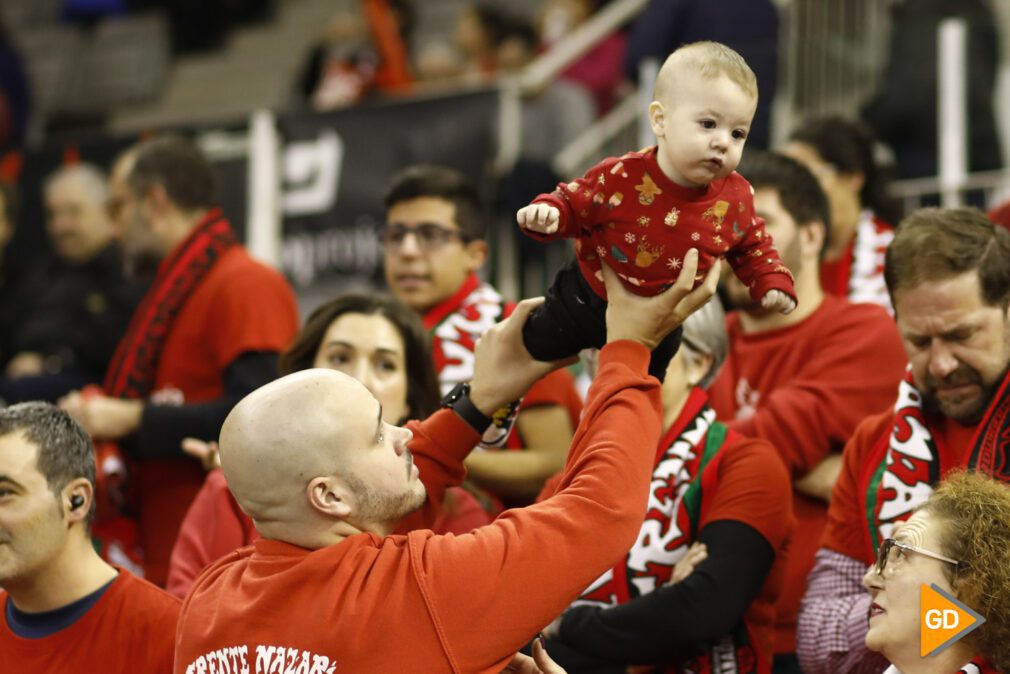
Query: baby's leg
648 325 683 382
522 261 606 362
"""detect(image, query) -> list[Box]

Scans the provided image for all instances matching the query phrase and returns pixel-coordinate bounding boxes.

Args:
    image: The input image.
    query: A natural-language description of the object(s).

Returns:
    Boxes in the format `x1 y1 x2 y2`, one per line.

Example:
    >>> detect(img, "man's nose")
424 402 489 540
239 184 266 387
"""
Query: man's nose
395 426 413 453
927 342 959 379
398 230 423 256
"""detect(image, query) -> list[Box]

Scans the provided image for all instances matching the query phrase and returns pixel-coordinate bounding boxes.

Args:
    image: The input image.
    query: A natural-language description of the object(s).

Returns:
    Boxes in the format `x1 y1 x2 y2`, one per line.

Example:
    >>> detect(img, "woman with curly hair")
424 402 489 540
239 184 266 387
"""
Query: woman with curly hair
862 471 1010 674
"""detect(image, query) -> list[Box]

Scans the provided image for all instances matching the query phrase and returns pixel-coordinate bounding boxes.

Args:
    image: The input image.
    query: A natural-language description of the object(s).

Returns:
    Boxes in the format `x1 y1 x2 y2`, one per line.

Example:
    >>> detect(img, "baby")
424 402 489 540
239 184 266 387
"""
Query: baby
517 41 796 379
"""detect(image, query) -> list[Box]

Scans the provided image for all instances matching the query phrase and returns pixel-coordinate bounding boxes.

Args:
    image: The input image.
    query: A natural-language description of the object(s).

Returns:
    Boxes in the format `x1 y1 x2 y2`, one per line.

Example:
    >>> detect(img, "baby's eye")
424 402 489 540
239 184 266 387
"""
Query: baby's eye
732 129 748 140
699 119 716 129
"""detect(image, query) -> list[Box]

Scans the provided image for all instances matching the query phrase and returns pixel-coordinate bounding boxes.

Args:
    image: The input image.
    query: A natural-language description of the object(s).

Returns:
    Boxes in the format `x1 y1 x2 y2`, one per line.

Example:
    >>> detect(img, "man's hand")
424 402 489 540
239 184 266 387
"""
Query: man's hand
794 454 843 503
182 438 221 471
469 298 576 416
604 249 721 350
668 542 707 585
517 204 560 235
761 289 797 314
501 638 567 673
5 352 45 378
59 391 143 440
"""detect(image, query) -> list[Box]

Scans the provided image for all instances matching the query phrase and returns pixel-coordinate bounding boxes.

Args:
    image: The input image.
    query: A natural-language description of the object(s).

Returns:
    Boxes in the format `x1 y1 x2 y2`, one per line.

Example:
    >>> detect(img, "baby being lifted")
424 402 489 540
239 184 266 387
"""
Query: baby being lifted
517 41 797 380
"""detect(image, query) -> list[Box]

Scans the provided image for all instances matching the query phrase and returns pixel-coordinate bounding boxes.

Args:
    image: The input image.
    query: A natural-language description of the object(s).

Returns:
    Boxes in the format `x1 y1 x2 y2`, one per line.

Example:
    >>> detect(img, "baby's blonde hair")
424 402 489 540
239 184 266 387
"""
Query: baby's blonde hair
654 41 758 101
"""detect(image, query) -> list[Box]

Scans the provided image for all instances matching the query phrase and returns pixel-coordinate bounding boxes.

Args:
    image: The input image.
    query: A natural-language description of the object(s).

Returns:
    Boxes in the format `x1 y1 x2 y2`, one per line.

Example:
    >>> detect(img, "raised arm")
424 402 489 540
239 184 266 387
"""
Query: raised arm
417 253 722 672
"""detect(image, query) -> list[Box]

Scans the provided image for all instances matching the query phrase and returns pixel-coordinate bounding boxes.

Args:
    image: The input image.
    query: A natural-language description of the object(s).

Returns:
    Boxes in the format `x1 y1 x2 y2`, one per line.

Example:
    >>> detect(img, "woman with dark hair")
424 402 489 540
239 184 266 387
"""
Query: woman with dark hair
784 115 900 312
165 293 489 597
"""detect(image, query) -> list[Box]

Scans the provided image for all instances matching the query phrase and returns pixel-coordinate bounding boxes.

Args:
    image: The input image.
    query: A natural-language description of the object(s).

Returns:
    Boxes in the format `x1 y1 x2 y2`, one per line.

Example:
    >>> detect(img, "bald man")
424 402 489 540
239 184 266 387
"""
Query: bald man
174 253 720 674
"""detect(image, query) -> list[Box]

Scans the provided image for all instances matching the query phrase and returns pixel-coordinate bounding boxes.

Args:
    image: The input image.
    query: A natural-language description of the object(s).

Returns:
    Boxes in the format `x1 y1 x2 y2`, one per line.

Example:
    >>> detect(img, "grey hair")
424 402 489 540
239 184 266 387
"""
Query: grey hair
43 163 109 207
682 296 728 389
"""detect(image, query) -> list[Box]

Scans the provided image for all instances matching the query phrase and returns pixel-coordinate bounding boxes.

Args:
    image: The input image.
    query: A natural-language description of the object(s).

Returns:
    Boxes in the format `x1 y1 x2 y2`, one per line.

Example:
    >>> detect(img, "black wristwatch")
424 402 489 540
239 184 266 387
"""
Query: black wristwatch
441 382 494 434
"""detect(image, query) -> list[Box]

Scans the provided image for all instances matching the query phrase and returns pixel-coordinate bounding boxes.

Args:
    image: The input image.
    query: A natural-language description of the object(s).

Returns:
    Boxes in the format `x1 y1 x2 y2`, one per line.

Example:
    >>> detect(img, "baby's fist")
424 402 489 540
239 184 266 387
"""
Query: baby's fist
762 289 797 314
517 204 559 235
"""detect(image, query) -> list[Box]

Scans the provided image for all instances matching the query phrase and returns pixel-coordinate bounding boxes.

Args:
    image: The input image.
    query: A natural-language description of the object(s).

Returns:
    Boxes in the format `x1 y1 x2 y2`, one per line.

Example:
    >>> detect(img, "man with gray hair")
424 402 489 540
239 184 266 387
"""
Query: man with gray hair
0 402 179 672
0 164 144 403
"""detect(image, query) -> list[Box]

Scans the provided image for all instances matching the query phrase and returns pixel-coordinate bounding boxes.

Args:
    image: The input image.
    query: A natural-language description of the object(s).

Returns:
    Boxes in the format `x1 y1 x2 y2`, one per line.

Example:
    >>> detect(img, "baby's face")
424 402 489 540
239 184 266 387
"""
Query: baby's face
651 71 756 188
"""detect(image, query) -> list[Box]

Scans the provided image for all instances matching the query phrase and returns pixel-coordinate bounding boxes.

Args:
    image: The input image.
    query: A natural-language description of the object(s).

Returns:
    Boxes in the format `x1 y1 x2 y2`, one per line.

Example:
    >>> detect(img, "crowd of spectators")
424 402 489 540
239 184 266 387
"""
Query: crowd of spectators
1 3 1010 674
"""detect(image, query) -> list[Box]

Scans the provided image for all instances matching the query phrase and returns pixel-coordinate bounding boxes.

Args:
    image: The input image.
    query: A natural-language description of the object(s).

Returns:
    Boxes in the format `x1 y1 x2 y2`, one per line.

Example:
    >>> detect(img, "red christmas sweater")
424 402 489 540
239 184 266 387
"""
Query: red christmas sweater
528 146 796 303
708 295 907 654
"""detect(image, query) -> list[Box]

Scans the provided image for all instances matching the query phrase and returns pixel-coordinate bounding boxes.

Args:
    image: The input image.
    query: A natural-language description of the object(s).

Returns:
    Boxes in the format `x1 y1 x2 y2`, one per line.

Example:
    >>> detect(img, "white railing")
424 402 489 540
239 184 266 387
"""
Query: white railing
492 0 648 298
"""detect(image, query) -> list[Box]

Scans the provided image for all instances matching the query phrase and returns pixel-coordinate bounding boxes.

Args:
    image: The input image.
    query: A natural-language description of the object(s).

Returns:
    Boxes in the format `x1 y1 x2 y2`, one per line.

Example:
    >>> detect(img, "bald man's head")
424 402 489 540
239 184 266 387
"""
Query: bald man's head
220 369 424 546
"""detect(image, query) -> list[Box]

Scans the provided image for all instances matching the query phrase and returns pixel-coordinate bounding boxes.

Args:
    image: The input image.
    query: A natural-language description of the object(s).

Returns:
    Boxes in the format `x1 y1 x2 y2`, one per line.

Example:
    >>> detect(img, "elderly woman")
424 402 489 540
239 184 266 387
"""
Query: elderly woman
541 299 794 673
863 471 1010 674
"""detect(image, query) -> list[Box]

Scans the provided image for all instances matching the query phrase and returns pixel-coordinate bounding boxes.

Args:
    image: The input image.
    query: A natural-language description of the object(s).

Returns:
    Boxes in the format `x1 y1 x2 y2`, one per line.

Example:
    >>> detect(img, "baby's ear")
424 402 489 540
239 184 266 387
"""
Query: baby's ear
648 101 666 137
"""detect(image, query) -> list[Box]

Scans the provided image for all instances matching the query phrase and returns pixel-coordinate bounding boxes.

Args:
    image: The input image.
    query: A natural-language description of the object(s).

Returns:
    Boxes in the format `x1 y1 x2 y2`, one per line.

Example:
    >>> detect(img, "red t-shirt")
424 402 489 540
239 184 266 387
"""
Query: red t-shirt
175 342 662 674
708 295 907 653
137 244 299 586
529 147 796 303
0 568 180 673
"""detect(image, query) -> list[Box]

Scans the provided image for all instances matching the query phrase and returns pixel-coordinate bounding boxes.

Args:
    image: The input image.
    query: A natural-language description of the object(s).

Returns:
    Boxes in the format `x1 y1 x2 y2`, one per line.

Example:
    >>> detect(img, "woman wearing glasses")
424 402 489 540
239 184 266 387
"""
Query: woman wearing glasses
862 471 1010 674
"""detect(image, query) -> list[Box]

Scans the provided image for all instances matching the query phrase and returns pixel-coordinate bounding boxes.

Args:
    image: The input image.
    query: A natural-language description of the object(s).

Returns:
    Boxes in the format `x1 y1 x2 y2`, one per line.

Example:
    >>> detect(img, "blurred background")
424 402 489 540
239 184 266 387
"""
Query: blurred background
2 0 1009 308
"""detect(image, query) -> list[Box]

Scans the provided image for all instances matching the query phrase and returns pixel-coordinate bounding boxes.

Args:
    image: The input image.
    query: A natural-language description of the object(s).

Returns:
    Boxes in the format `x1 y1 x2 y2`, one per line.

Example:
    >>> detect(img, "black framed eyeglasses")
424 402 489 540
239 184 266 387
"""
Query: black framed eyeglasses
380 223 469 251
874 537 963 576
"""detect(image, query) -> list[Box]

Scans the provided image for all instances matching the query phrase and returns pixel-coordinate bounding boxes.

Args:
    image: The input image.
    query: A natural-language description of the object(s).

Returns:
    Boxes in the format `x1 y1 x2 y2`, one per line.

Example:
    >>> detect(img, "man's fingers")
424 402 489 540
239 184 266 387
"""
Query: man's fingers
504 297 546 328
675 258 721 317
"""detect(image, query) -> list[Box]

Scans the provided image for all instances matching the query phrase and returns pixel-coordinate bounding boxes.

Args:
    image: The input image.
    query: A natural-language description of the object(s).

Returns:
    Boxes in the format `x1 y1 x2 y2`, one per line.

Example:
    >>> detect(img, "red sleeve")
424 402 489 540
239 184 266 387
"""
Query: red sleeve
409 341 663 672
526 158 619 242
166 469 255 599
727 306 905 479
724 191 797 304
822 410 893 562
206 264 299 370
393 409 481 533
702 435 793 550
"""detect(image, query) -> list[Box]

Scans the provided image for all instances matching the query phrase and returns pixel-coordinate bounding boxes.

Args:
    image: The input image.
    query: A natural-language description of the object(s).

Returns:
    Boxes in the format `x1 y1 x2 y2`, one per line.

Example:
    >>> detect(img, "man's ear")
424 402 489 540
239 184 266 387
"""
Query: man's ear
648 101 666 139
839 170 865 196
144 184 172 216
464 239 488 273
307 476 353 519
802 220 827 259
62 478 93 526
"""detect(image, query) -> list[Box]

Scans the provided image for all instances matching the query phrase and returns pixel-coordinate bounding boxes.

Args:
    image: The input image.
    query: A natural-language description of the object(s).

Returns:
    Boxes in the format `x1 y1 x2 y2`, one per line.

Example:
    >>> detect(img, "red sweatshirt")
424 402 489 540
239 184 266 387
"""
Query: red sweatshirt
708 295 907 653
174 341 662 674
0 568 180 673
528 146 795 303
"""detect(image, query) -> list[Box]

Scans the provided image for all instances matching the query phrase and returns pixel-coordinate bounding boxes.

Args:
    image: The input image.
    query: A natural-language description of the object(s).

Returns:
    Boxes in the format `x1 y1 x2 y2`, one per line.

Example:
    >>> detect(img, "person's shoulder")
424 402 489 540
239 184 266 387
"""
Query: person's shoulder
112 568 181 620
721 432 790 486
211 246 290 285
816 294 895 328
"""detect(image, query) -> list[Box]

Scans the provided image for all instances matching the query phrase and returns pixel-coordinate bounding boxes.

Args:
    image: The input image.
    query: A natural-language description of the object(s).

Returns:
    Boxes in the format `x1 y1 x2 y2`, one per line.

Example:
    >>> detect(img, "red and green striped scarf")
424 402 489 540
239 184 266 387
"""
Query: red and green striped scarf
859 367 1010 559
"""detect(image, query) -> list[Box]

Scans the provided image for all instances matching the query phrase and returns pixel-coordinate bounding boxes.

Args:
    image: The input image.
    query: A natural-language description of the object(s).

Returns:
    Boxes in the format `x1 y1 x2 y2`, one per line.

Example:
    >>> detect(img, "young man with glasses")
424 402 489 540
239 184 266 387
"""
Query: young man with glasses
382 165 582 509
798 208 1010 674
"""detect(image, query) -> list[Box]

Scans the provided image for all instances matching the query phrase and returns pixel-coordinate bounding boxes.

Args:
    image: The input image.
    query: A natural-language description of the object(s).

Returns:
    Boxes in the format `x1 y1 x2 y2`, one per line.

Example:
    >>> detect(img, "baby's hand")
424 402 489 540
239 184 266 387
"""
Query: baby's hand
762 289 797 314
517 204 560 235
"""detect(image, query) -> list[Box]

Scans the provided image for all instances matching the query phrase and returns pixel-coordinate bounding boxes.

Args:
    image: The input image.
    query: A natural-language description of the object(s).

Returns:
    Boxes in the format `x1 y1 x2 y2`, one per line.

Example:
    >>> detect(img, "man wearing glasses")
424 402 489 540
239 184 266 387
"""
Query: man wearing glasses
797 207 1010 674
381 165 582 510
